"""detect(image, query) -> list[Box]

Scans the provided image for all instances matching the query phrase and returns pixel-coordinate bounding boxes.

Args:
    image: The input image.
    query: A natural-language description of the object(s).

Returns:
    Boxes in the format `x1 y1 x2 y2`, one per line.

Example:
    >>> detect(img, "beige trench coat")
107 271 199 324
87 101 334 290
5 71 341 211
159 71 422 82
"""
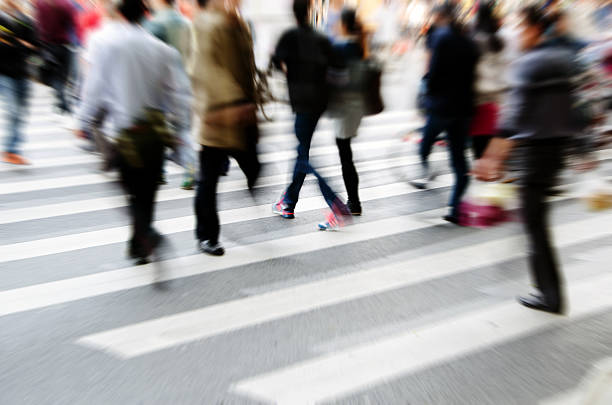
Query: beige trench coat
188 10 257 151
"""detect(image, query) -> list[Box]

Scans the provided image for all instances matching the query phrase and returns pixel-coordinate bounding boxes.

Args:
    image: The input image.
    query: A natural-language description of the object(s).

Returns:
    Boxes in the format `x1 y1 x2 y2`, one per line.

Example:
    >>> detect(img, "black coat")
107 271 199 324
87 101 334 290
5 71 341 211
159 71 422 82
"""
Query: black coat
0 11 37 79
426 25 479 117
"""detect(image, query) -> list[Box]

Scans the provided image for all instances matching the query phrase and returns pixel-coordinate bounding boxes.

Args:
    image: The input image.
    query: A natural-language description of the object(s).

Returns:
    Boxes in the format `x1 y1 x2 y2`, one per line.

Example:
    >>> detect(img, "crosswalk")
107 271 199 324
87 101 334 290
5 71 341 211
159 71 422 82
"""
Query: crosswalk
1 83 611 405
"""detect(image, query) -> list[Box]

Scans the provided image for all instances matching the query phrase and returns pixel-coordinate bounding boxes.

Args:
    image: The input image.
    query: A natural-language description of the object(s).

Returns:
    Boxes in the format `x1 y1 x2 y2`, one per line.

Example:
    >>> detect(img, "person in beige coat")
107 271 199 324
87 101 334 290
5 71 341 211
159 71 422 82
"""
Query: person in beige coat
190 0 260 256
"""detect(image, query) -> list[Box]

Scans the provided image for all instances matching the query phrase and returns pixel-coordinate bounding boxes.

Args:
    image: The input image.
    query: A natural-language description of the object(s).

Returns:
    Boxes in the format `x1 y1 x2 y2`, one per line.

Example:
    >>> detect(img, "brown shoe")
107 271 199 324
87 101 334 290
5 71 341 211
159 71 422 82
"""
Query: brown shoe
2 152 30 165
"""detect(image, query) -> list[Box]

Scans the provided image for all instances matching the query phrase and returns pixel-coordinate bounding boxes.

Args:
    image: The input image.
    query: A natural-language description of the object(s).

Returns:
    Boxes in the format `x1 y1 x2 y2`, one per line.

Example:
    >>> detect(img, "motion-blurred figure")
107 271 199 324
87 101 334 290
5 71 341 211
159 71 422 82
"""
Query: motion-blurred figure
77 0 191 264
146 0 197 190
411 3 478 225
146 0 192 62
190 0 260 256
328 8 367 216
0 0 37 165
371 0 401 60
473 6 593 314
35 0 78 114
271 0 351 230
324 0 343 39
594 0 612 32
469 1 508 159
547 10 589 53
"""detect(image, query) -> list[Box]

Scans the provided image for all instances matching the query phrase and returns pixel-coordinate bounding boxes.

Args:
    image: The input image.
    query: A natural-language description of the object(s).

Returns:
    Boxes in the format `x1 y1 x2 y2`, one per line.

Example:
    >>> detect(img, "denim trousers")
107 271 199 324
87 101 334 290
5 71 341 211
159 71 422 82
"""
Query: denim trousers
284 112 339 209
420 113 470 217
0 75 30 155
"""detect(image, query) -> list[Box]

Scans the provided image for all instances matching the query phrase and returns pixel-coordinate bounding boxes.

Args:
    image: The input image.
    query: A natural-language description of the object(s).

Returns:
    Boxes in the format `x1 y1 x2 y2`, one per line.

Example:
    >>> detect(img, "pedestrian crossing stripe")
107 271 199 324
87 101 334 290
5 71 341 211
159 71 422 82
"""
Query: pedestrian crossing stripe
230 271 612 405
74 212 612 360
0 208 450 317
0 137 436 194
0 205 608 325
12 119 421 151
1 173 595 264
0 178 455 263
0 153 450 224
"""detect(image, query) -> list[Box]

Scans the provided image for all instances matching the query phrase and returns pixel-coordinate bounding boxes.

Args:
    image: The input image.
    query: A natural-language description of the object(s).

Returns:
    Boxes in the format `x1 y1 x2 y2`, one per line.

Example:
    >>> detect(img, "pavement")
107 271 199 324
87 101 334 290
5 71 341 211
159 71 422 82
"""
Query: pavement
1 74 612 405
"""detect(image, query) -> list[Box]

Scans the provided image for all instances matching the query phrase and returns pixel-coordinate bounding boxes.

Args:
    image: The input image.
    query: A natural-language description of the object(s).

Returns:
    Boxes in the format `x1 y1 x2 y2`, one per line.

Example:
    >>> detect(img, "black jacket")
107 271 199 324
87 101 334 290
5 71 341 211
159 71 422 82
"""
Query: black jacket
0 11 37 79
426 25 479 117
273 26 332 114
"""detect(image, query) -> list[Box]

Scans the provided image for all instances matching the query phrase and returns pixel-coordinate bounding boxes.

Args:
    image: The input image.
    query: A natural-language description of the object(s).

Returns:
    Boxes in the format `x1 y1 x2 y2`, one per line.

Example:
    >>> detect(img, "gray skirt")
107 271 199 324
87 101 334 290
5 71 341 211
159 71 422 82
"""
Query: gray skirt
328 91 365 140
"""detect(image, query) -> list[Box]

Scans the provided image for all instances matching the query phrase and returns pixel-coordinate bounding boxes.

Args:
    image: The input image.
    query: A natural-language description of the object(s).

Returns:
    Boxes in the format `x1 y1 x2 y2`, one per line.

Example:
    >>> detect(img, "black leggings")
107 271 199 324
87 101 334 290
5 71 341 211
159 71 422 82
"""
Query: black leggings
336 138 360 203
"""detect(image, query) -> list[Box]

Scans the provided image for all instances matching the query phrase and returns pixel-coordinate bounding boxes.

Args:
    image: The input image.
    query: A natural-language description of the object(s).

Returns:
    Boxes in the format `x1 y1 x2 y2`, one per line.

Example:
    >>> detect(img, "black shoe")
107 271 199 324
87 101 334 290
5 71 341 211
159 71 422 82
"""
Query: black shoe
134 256 150 265
199 240 225 256
409 179 428 190
517 293 563 314
347 200 362 216
443 215 460 225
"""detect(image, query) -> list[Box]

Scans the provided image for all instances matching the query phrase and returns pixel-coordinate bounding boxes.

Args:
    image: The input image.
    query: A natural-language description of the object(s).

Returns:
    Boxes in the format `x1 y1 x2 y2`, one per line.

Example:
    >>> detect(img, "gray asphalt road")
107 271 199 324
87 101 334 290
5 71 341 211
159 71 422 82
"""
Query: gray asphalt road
1 78 611 405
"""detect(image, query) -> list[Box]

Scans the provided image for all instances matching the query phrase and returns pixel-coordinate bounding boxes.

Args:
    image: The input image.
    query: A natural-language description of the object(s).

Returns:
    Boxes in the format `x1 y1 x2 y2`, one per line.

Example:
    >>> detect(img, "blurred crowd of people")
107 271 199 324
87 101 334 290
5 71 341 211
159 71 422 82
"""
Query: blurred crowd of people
1 0 611 314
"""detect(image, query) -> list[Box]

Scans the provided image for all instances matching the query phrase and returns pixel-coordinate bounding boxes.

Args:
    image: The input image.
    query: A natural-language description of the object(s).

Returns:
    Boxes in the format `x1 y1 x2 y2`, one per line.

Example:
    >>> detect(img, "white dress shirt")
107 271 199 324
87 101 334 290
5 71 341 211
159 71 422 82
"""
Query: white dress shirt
77 22 192 137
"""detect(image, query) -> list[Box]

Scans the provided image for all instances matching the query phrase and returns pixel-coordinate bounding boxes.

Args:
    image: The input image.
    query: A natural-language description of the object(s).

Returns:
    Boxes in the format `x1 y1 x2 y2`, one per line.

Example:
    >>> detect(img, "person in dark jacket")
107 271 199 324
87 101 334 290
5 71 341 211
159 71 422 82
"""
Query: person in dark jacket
35 0 77 114
0 0 37 165
411 3 479 224
272 0 351 231
473 6 589 314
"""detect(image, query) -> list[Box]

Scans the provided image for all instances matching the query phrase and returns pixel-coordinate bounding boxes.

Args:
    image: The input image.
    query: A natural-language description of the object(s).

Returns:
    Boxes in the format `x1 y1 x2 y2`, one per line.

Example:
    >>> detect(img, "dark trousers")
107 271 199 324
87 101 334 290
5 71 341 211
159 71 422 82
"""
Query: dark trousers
521 139 566 304
471 135 493 160
336 138 360 203
44 44 72 113
117 136 165 258
195 144 260 244
421 113 470 217
284 112 339 209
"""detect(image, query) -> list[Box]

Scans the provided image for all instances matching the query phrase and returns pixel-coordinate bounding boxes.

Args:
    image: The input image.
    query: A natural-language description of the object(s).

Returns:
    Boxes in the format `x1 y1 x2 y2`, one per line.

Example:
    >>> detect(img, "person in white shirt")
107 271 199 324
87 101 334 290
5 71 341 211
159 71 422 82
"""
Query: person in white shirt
77 0 192 264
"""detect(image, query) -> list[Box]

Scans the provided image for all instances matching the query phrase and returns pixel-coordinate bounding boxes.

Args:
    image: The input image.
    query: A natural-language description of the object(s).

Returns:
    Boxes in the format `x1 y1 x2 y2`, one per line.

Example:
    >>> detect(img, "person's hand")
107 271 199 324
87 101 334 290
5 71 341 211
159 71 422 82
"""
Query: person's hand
472 156 504 182
472 137 514 182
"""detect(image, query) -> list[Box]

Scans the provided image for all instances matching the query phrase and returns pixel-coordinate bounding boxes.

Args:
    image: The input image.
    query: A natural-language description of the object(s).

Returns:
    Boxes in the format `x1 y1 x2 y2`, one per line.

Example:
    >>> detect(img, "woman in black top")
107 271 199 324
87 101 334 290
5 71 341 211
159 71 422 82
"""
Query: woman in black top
329 8 366 216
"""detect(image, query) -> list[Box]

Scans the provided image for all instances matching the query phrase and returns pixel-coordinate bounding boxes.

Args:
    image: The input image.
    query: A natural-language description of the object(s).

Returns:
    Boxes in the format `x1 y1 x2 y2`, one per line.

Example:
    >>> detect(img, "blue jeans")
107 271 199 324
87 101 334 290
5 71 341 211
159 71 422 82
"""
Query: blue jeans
420 113 470 217
0 75 30 155
284 112 338 209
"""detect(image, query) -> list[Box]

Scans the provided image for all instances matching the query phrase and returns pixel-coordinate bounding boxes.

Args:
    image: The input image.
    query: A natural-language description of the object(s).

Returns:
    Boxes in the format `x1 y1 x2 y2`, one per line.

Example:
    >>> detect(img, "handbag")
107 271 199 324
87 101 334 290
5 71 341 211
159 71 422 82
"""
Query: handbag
459 181 518 227
205 102 257 128
116 109 177 169
351 58 384 116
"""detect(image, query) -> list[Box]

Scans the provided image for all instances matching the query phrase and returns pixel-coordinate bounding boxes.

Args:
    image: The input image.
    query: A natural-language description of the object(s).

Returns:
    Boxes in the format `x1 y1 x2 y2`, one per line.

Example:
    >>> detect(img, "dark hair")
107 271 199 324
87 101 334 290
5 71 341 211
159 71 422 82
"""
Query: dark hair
340 8 359 33
293 0 310 27
163 0 176 5
476 1 504 53
433 2 457 20
118 0 149 23
340 8 366 54
521 5 554 33
197 0 210 7
433 2 466 34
